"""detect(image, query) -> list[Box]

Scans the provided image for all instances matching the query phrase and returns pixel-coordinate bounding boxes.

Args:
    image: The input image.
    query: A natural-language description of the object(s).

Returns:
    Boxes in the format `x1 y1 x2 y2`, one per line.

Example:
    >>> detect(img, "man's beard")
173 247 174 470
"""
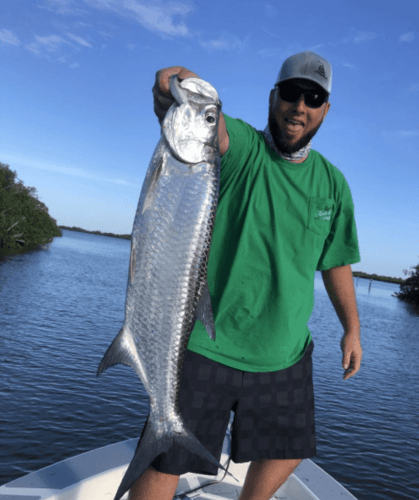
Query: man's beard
268 110 322 155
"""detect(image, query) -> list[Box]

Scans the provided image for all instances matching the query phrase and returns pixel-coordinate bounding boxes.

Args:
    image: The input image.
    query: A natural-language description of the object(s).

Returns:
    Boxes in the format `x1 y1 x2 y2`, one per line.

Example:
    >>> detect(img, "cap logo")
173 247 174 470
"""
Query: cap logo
315 63 327 79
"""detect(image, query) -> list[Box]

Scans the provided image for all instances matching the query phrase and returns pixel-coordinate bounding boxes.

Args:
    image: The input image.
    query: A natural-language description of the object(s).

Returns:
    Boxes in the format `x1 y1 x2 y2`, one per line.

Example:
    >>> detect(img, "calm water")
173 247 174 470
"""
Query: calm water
1 230 418 500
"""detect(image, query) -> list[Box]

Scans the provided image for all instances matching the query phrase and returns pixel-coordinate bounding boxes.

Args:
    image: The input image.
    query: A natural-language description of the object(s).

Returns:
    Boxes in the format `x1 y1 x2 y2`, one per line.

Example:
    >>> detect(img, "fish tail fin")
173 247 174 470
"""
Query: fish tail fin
112 419 172 500
113 420 237 500
175 425 237 481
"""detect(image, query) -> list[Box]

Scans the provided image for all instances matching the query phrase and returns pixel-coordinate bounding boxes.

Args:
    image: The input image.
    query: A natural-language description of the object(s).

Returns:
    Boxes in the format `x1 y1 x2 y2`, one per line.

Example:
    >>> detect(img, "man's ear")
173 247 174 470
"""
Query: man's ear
269 88 275 107
322 101 331 122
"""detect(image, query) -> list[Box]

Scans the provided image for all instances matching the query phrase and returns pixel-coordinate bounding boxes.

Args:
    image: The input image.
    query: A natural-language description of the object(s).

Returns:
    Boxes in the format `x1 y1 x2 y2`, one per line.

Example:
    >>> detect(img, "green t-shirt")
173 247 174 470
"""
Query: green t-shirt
187 115 360 372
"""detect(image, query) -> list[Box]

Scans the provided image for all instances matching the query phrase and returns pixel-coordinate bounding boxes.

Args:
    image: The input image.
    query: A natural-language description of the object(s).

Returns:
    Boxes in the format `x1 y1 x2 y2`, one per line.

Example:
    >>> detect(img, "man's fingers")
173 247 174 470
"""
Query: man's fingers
152 66 199 123
343 352 361 380
342 352 351 370
340 333 362 381
155 66 198 96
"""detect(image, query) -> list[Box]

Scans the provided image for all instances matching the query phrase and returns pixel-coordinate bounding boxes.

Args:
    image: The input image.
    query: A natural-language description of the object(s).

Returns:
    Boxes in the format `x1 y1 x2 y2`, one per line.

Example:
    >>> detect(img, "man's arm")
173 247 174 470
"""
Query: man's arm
321 264 362 381
152 66 229 156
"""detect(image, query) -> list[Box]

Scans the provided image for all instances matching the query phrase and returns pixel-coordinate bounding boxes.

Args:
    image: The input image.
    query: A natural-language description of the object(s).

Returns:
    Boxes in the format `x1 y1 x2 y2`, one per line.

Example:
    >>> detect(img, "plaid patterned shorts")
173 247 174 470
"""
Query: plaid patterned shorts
151 340 316 476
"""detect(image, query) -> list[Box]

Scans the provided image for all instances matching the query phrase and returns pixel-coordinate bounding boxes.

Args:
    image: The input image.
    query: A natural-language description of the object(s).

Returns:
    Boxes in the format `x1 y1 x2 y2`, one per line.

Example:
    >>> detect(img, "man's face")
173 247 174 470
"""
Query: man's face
268 78 331 155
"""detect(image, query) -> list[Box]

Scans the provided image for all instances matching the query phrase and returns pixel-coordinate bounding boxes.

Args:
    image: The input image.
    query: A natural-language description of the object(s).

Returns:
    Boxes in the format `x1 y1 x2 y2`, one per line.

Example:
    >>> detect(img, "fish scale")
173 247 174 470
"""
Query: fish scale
97 75 230 500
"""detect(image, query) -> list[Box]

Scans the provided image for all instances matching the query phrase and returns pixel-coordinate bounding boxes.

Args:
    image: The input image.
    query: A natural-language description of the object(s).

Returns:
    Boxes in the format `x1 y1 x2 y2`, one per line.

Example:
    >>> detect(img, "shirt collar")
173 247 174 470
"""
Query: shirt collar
263 123 311 162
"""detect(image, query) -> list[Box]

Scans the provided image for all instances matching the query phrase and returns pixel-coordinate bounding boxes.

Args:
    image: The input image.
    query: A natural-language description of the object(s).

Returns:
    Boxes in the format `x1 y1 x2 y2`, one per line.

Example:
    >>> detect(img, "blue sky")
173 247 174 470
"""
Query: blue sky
0 0 418 278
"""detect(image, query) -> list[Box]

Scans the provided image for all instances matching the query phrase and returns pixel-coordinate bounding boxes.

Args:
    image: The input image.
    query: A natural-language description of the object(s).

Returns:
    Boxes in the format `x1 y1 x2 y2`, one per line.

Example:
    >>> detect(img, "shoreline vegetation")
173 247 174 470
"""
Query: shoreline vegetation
60 226 405 285
59 225 131 240
352 271 403 285
1 162 62 260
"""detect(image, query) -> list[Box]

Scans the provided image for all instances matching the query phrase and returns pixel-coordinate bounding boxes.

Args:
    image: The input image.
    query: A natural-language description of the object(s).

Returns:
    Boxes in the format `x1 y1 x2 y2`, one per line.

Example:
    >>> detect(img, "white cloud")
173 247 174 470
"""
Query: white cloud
258 46 279 58
343 62 355 69
399 32 414 42
353 31 377 43
98 31 113 38
383 130 419 140
0 151 141 188
83 0 192 37
38 0 85 15
407 83 418 93
0 29 20 46
25 32 92 57
264 4 277 18
66 32 92 47
26 34 70 55
200 34 246 52
399 130 419 138
69 62 80 68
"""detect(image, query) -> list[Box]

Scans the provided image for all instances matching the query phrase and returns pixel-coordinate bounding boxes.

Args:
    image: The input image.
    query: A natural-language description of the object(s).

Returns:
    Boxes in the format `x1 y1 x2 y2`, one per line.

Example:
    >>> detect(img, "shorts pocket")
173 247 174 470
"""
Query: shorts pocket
307 197 334 236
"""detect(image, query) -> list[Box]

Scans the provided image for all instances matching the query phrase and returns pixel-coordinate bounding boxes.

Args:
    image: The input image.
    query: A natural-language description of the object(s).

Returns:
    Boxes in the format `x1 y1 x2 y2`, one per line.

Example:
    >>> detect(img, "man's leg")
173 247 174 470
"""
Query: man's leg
128 467 180 500
238 458 301 500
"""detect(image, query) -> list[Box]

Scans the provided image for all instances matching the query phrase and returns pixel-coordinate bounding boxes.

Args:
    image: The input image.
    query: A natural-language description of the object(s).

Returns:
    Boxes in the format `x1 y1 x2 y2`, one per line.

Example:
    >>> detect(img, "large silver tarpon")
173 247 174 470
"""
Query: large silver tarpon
97 76 225 500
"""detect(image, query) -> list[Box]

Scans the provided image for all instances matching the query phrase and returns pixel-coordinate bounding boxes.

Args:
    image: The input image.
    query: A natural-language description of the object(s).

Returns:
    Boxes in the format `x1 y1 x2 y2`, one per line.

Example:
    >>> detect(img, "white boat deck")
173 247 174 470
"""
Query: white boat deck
0 436 357 500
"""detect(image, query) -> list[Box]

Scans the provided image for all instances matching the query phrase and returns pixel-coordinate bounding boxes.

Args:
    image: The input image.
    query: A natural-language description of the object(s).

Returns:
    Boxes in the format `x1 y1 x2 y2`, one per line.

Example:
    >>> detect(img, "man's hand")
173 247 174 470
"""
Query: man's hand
321 265 362 381
151 66 230 156
152 66 199 124
340 332 362 380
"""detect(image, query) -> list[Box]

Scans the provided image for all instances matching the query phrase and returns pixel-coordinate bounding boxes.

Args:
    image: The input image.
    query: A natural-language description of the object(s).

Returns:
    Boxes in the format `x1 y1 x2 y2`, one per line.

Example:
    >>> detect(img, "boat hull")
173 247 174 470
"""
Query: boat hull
0 427 357 500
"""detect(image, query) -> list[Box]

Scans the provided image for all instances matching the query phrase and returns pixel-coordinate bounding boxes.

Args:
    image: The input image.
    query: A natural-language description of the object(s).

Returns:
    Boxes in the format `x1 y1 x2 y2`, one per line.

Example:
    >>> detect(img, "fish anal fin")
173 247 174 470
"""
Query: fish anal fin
97 326 150 394
195 281 216 341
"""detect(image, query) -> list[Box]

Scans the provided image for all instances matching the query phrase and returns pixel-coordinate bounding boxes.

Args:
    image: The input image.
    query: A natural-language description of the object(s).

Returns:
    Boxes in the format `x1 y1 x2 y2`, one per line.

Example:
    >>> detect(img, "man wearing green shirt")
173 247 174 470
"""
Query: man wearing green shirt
129 51 363 500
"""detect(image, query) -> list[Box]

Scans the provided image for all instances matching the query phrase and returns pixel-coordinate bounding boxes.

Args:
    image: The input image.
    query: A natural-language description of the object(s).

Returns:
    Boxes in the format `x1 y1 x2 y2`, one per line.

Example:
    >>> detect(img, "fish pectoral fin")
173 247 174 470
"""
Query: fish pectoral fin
97 326 150 393
142 156 164 214
129 240 137 284
195 281 216 341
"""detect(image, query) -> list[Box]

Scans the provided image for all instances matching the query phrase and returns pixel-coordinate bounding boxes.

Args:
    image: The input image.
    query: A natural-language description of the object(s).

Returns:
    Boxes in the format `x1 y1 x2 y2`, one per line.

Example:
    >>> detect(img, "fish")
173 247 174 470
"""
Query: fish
97 75 227 500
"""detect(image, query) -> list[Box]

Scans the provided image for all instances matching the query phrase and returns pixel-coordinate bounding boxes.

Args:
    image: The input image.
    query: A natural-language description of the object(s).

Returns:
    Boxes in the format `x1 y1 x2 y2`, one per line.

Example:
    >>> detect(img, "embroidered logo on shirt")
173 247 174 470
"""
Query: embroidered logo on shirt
315 207 332 221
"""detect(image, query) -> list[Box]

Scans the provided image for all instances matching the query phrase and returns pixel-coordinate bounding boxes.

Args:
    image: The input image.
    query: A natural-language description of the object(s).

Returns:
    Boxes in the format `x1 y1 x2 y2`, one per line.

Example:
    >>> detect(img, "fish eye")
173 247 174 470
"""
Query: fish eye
204 107 217 125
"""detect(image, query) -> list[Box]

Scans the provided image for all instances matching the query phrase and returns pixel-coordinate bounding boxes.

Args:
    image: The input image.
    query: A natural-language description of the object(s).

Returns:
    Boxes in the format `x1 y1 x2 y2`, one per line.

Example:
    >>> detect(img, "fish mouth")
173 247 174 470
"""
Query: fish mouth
172 140 217 164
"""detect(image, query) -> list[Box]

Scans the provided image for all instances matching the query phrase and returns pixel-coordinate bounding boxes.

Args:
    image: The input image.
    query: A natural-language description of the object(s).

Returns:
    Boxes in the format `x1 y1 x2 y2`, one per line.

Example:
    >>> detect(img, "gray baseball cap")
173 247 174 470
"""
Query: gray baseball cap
276 51 332 94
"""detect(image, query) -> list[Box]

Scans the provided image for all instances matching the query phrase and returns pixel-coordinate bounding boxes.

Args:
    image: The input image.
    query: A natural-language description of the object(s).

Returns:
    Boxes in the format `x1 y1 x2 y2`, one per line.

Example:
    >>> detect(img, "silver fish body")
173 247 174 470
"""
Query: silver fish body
97 76 224 500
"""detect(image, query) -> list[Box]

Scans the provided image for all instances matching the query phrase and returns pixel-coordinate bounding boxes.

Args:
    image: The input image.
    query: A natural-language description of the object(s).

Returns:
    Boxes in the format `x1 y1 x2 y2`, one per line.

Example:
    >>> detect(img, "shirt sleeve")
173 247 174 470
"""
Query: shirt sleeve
316 175 361 271
221 114 257 175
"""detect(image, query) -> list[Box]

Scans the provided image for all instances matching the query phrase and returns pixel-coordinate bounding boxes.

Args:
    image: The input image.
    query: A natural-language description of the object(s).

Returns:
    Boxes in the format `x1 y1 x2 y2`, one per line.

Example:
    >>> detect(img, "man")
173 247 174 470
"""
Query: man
129 51 362 500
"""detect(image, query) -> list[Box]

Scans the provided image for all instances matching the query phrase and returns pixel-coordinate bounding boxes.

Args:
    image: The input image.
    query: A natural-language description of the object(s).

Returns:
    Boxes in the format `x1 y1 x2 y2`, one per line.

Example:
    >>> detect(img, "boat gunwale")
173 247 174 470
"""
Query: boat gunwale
0 437 357 500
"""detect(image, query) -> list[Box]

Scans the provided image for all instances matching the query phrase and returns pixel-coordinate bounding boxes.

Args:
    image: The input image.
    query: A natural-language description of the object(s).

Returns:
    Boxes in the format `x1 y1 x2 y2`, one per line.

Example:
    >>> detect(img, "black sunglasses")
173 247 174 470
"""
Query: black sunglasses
276 81 328 109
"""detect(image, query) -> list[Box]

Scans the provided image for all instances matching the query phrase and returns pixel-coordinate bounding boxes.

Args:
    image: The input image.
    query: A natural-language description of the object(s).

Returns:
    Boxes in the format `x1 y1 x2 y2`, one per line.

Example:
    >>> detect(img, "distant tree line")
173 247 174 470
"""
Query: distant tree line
59 225 131 240
0 162 62 259
394 263 419 306
352 271 404 285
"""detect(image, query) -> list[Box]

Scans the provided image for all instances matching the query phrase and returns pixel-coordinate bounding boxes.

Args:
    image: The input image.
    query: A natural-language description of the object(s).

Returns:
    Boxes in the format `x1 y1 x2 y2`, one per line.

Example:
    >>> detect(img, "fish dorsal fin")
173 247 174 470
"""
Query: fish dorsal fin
195 281 216 341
